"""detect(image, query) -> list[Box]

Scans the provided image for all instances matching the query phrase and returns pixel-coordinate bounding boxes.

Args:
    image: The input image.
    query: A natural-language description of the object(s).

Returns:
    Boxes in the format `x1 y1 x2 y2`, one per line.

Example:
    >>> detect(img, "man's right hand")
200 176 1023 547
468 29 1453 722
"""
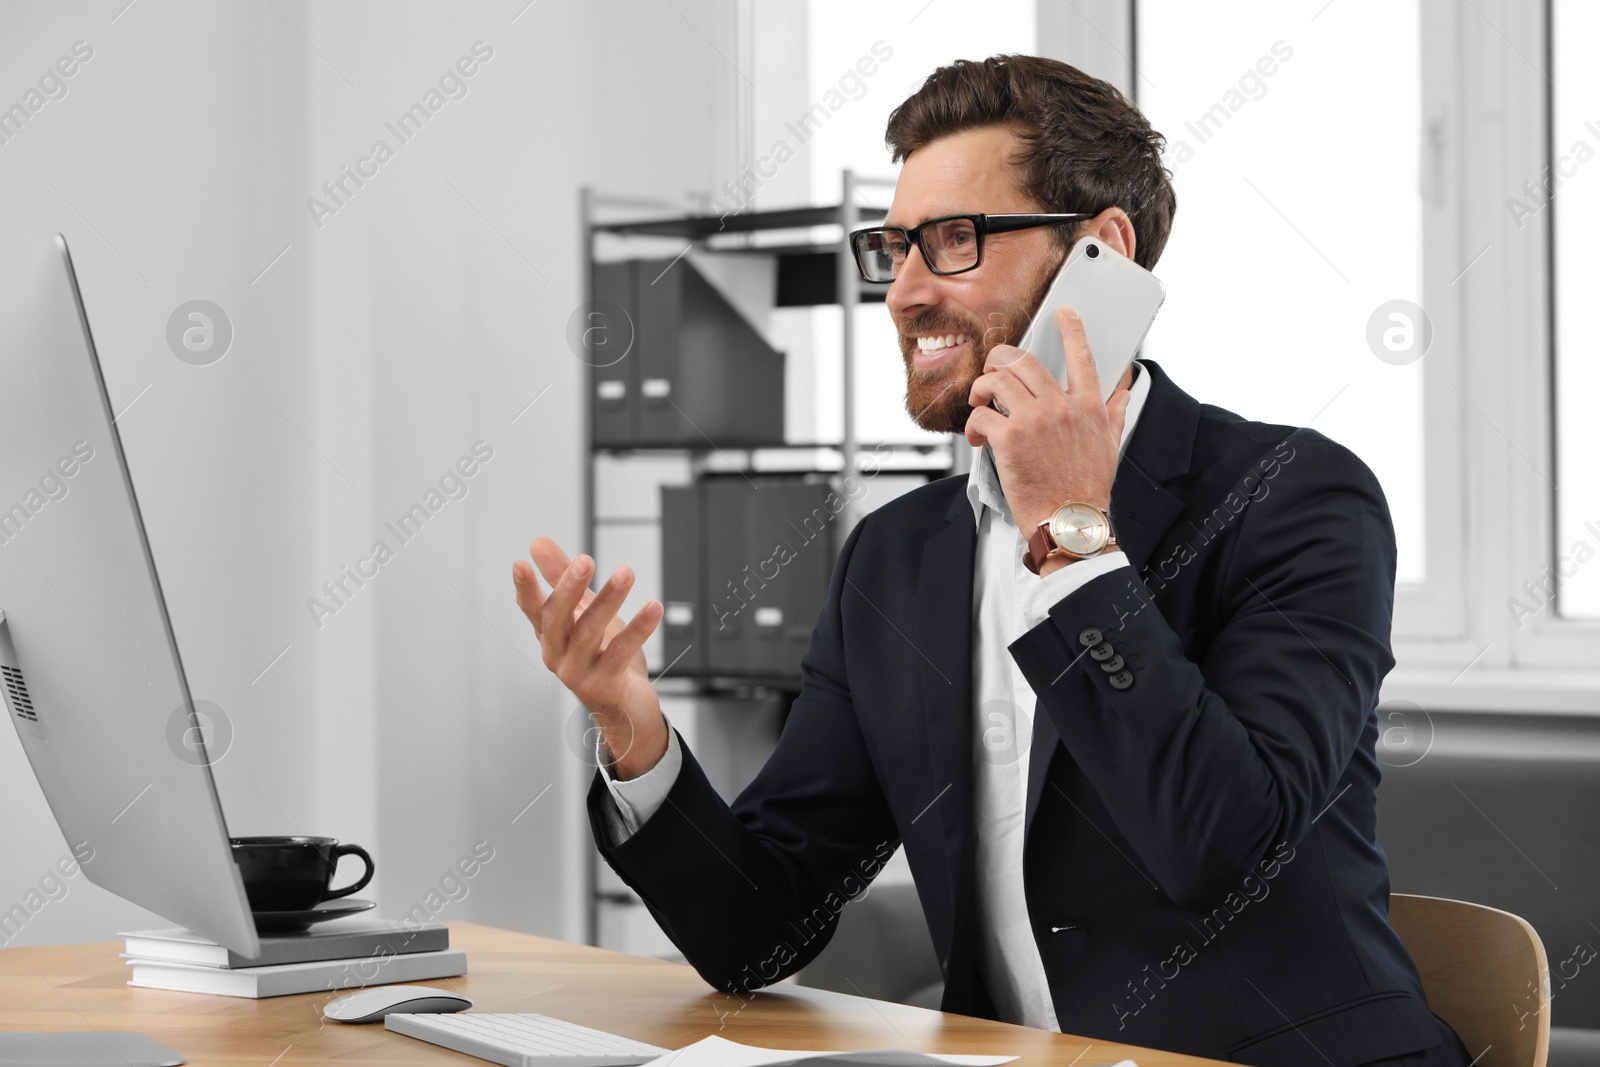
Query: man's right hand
513 537 668 780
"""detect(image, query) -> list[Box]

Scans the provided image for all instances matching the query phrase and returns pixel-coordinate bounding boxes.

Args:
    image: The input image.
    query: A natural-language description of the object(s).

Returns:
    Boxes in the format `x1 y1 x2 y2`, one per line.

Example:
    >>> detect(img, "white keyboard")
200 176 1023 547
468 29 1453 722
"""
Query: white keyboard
384 1012 673 1067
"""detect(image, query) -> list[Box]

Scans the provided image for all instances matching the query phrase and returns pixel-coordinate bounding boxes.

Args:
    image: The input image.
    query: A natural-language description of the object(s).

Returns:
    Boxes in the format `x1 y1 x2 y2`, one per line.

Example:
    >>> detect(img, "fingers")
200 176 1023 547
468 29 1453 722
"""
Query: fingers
981 340 1031 373
530 537 572 588
516 536 658 704
1057 306 1103 399
539 553 593 661
985 342 1057 398
1107 384 1133 441
964 404 1004 449
968 369 1032 415
569 565 635 660
598 599 664 672
512 560 547 631
528 535 599 612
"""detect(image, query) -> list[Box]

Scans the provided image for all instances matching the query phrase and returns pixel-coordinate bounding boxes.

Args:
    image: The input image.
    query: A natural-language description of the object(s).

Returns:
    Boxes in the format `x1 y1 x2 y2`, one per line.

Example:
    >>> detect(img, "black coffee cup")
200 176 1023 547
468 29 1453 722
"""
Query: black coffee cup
231 835 374 912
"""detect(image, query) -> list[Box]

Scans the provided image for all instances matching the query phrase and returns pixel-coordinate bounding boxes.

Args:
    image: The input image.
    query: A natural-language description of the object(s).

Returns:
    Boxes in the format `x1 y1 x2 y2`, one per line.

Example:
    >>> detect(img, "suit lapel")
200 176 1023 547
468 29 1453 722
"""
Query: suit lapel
1024 688 1062 842
1022 359 1200 842
912 491 977 892
908 482 986 1009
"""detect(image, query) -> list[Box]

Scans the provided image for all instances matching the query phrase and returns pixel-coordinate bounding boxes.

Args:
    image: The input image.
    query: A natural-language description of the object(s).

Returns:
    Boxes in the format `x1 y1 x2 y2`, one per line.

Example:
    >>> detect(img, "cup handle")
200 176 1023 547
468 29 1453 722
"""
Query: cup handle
325 843 374 899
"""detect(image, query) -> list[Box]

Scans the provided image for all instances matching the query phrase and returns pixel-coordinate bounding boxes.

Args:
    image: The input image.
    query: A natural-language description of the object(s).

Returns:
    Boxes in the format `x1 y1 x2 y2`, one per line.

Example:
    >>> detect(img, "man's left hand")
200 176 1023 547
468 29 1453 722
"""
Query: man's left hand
965 306 1133 570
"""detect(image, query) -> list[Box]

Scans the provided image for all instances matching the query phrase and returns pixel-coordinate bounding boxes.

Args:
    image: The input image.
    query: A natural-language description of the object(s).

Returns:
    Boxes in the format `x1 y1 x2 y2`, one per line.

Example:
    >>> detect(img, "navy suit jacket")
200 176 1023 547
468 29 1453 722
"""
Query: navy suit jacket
588 359 1460 1066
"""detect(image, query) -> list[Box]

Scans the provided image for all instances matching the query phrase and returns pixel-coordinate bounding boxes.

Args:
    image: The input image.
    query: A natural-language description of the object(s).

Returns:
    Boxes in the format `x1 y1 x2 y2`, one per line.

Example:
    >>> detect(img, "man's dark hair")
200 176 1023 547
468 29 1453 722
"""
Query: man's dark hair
884 54 1177 269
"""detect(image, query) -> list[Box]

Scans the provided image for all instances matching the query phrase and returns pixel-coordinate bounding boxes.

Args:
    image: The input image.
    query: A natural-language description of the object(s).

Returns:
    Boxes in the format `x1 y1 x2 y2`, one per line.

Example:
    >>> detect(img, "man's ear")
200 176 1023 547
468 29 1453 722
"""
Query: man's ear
1079 207 1136 262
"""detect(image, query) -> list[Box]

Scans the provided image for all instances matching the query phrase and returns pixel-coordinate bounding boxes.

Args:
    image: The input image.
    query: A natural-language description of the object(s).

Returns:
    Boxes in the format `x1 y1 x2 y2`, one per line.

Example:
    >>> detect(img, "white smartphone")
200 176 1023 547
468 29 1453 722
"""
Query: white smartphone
1012 235 1166 402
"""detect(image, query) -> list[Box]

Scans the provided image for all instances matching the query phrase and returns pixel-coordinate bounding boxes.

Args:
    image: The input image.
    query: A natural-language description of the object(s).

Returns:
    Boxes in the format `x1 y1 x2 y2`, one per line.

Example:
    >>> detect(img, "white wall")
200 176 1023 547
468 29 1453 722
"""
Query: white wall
0 0 317 948
0 0 740 949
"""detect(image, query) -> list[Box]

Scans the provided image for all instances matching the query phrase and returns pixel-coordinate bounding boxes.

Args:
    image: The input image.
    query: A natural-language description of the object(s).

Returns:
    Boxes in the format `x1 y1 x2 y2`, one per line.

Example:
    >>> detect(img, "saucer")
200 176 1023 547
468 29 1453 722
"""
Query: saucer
251 897 377 933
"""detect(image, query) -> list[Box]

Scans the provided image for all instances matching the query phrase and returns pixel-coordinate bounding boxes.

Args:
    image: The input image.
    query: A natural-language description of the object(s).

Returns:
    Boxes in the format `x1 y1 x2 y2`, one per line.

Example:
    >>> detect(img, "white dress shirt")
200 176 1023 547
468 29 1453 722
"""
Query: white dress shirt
597 361 1152 1031
965 359 1149 1029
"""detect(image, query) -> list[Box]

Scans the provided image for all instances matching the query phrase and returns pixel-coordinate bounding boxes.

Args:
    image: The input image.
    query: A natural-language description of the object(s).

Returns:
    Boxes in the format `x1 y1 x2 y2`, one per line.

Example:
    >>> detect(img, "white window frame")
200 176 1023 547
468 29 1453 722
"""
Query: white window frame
1496 0 1600 671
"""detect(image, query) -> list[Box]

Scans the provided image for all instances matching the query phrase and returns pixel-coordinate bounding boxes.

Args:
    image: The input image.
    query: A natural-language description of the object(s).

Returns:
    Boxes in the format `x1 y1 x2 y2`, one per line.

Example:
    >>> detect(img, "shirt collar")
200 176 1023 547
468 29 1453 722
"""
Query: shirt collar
965 358 1152 528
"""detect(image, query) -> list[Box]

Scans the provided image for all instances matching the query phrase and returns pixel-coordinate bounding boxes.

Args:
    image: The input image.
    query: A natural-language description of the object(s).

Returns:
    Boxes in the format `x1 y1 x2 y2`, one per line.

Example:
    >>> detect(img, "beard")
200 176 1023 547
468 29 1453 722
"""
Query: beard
898 263 1060 434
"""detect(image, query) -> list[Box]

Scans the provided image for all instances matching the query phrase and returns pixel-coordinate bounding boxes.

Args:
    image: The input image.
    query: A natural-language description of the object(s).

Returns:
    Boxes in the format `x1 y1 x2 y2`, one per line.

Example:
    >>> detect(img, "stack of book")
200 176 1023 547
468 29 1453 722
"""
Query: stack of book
118 918 466 998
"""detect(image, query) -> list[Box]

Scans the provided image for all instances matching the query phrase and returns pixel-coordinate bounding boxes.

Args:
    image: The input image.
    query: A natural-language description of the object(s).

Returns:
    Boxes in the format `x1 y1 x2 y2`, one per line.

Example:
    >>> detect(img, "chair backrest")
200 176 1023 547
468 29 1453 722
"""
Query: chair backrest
1389 893 1550 1067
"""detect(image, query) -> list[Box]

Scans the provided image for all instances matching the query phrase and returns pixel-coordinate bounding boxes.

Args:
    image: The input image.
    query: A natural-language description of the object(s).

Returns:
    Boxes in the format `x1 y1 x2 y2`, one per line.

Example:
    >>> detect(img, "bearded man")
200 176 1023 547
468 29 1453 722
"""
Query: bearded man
515 54 1471 1067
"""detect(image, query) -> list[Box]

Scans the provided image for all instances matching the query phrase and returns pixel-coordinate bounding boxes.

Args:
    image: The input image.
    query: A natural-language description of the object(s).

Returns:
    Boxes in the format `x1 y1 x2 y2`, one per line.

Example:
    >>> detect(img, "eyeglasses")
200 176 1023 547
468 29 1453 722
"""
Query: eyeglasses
848 212 1096 283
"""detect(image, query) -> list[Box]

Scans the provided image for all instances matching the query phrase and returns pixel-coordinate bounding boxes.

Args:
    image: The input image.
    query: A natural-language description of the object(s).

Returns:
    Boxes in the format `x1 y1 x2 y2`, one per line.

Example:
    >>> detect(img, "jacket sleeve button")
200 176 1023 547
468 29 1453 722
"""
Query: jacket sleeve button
1089 641 1116 662
1078 627 1103 648
1099 653 1124 672
1108 669 1134 690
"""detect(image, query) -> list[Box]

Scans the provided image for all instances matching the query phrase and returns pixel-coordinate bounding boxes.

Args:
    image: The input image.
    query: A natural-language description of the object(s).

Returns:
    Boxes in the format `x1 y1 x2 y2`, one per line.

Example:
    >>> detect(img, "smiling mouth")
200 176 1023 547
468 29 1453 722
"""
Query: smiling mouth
912 332 971 370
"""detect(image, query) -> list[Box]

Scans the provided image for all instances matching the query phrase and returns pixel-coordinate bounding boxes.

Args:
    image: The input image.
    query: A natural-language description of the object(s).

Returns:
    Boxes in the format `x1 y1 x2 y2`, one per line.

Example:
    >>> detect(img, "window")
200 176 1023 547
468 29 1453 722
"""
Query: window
1133 0 1600 684
800 0 1036 447
1552 0 1600 620
1135 0 1427 585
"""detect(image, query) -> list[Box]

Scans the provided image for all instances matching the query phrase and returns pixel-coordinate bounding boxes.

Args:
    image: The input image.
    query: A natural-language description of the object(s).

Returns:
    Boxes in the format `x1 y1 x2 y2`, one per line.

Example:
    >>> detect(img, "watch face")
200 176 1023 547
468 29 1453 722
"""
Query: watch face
1050 504 1110 556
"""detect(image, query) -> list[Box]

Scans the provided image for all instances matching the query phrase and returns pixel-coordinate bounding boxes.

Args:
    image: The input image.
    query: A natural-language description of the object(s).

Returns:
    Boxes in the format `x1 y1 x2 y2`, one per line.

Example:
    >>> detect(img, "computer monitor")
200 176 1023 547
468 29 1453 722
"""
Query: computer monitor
0 234 259 958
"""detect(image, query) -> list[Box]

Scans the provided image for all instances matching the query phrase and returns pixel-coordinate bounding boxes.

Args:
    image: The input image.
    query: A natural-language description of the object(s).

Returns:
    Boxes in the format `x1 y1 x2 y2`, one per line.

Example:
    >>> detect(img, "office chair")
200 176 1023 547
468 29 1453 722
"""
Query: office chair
1390 893 1551 1067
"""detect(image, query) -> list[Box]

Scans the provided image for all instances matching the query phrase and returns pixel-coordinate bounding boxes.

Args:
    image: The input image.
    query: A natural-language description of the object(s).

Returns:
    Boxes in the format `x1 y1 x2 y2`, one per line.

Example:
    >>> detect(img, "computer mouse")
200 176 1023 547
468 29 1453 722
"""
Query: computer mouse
323 984 473 1023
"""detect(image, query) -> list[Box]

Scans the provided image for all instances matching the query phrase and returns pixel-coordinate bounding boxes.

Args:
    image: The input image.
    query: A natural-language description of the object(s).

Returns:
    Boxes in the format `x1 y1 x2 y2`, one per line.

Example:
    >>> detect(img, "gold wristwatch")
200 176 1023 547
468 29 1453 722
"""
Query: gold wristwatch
1024 501 1117 575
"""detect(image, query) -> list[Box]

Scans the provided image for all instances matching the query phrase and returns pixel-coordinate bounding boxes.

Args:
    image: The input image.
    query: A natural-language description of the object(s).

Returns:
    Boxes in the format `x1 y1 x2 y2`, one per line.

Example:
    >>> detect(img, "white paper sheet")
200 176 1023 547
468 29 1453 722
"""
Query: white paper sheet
647 1034 1136 1067
645 1034 1013 1067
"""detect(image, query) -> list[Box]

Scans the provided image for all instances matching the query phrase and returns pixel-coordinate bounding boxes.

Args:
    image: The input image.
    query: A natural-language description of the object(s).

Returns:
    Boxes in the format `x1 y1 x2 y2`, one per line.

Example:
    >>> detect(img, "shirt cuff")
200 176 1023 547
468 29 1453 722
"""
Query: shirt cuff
596 717 682 844
1022 550 1130 631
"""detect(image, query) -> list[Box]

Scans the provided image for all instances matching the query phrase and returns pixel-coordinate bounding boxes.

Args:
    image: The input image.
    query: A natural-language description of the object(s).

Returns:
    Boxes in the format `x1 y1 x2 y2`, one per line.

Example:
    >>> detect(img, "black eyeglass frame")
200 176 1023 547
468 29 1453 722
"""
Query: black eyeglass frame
848 212 1098 283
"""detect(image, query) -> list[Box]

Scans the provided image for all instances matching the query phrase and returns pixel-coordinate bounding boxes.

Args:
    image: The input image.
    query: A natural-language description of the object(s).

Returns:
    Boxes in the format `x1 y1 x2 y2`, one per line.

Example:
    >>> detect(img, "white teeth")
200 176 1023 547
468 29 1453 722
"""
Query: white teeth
917 333 970 352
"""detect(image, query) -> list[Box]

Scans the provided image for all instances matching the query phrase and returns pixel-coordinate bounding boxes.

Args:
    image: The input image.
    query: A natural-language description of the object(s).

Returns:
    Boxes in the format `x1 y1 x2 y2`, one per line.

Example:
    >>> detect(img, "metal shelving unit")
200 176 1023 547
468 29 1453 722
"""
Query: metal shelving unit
575 173 950 949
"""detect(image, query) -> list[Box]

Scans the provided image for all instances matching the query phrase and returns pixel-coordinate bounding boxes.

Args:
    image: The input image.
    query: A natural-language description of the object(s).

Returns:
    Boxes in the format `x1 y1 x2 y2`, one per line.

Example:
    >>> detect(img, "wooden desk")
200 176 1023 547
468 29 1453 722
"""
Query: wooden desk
0 922 1229 1066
